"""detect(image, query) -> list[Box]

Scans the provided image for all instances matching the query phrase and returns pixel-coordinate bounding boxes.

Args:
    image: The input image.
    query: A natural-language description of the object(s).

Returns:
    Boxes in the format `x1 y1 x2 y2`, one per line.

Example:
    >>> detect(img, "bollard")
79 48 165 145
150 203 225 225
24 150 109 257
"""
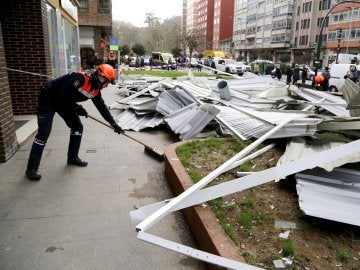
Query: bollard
217 80 231 100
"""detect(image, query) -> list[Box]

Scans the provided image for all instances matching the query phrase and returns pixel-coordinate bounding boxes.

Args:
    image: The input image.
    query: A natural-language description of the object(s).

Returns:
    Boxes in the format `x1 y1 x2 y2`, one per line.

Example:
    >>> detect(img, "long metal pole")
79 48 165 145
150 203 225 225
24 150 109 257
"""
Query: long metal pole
314 1 360 75
335 28 342 63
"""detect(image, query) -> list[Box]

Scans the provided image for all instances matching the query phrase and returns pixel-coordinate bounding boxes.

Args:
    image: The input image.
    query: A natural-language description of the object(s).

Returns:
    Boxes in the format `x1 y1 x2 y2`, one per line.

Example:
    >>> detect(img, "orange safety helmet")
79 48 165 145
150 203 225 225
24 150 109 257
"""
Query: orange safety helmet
314 75 324 84
97 64 116 80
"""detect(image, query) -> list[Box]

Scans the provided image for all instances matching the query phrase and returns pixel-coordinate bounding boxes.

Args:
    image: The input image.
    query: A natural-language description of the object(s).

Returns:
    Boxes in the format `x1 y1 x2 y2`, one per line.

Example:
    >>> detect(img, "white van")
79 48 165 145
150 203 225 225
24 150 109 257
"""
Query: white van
328 63 360 92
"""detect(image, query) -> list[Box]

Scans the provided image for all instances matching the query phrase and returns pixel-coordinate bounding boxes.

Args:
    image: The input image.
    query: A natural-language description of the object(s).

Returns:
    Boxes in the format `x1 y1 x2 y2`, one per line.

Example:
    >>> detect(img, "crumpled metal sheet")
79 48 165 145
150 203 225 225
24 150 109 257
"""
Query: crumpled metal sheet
295 167 360 226
156 86 198 115
289 87 350 117
277 137 360 171
114 110 164 131
164 103 220 140
341 78 360 117
215 105 321 139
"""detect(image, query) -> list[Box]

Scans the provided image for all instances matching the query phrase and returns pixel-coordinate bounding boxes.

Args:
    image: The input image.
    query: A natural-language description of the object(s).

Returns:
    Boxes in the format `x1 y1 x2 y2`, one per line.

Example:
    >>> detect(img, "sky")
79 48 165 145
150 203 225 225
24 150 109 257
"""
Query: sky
112 0 183 27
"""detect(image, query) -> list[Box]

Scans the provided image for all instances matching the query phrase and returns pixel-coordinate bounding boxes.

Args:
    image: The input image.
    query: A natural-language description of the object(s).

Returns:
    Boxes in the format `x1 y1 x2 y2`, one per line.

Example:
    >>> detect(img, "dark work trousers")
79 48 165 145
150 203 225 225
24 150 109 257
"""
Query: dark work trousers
27 91 83 171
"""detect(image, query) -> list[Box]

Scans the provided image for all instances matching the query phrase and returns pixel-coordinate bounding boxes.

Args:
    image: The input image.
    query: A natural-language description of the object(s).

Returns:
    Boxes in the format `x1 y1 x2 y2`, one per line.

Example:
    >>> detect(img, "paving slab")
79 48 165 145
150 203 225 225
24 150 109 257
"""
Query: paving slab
0 85 206 270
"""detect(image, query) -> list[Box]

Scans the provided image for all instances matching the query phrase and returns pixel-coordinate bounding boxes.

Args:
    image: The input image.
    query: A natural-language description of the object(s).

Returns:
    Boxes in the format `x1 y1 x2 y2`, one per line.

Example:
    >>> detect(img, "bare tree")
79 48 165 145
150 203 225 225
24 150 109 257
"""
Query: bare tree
182 29 206 62
144 13 161 28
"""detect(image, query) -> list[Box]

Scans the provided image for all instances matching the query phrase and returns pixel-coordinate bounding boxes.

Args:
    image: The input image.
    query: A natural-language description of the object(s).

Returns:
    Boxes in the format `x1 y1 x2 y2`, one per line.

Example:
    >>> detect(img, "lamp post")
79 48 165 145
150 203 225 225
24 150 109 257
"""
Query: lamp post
345 6 352 54
335 27 342 63
314 0 360 75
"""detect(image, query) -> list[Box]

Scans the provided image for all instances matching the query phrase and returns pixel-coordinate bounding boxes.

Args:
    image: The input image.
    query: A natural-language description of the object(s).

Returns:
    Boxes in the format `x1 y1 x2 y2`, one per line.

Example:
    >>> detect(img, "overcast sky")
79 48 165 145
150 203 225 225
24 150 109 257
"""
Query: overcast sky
112 0 183 27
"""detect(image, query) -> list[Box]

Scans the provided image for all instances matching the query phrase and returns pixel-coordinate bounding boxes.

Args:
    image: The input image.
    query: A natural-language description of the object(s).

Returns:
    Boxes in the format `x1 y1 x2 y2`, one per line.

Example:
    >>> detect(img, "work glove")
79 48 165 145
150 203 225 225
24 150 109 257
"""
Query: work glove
111 123 124 134
74 105 88 117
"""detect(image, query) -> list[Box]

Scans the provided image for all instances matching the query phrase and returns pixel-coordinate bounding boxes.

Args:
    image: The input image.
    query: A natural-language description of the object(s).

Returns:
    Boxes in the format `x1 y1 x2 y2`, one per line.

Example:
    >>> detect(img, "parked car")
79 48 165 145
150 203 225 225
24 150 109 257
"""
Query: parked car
236 61 251 72
143 55 150 66
299 65 315 81
214 58 244 76
188 58 199 68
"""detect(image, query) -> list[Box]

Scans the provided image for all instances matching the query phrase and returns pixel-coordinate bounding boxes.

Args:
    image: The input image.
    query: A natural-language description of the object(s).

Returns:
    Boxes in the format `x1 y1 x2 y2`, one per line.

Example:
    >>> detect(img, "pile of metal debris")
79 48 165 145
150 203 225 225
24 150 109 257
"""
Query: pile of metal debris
119 71 360 269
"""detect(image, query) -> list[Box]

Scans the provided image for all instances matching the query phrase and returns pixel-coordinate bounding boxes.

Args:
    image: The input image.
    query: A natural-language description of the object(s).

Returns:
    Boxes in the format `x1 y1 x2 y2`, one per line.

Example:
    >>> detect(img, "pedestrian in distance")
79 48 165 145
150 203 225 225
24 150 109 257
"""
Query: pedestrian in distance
274 65 282 80
25 64 124 181
322 66 331 91
344 64 360 84
197 60 202 72
301 65 307 83
286 65 293 85
292 64 300 85
92 52 103 70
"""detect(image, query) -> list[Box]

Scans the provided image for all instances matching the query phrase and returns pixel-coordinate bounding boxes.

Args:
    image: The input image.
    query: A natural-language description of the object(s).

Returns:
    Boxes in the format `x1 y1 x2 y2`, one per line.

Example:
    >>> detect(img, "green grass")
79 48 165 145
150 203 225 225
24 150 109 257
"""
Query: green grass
237 211 254 229
337 250 351 262
282 238 295 257
240 197 254 207
210 199 239 245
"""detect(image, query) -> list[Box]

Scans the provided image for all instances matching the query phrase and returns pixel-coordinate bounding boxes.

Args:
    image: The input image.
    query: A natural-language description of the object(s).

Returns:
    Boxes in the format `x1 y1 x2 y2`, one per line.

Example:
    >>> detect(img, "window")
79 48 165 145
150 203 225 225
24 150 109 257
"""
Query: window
302 2 312 13
299 35 308 45
319 0 331 11
301 19 310 29
98 0 110 14
78 0 88 13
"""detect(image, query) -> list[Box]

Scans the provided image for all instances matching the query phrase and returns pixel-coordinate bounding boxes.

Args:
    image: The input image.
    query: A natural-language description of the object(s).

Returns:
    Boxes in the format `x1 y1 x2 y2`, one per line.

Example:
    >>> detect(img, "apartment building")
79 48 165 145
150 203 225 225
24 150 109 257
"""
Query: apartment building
233 0 294 62
78 0 112 69
327 1 360 64
213 0 235 52
183 0 234 55
198 0 214 50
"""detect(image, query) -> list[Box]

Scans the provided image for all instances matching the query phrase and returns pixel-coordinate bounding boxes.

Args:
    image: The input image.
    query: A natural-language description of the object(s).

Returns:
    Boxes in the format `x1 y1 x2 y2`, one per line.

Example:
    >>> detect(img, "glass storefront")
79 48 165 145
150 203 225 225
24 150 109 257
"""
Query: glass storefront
46 3 80 77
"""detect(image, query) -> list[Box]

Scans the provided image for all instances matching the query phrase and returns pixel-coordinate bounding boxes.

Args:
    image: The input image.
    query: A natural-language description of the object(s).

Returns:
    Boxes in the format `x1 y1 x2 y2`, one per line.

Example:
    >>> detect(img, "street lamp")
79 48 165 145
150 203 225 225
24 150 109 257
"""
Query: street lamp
345 6 352 54
335 26 342 63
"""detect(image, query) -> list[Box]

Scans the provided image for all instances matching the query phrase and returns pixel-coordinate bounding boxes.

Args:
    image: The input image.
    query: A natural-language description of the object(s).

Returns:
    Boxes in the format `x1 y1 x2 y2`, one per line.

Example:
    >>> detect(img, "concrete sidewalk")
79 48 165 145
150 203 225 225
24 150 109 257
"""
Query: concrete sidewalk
0 86 205 270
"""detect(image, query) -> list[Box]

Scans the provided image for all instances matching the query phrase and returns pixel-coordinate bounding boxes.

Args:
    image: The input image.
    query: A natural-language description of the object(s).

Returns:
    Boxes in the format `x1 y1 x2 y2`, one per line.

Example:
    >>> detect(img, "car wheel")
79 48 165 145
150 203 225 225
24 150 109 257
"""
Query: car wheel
329 86 338 92
309 75 314 81
238 73 243 76
225 68 230 73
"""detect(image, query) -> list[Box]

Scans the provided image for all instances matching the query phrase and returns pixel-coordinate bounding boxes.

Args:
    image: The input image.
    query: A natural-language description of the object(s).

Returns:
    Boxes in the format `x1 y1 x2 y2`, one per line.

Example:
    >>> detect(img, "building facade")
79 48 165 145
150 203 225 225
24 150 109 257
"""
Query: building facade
182 0 359 65
327 1 360 65
198 0 215 50
215 0 235 54
77 0 112 69
233 0 294 63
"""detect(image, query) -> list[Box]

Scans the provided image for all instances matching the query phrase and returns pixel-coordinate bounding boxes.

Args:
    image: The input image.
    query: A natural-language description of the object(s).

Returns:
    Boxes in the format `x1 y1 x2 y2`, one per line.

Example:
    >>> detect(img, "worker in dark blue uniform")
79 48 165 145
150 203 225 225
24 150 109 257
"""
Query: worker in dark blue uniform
25 64 123 181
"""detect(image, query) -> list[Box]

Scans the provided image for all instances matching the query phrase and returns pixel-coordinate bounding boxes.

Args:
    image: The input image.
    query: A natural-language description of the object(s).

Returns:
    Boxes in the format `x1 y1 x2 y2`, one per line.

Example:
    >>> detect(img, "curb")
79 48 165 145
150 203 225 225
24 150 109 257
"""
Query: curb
164 142 244 270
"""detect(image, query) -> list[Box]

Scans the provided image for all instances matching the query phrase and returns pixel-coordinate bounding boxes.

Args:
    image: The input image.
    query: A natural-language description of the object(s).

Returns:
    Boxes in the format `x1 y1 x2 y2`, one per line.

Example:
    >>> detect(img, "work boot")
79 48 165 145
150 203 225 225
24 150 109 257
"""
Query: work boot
25 169 41 181
67 157 88 167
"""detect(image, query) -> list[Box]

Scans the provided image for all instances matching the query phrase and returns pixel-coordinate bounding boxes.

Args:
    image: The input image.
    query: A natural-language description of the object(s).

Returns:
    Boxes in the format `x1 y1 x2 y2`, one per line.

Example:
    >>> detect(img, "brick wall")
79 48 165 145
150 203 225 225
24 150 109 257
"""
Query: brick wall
0 23 18 162
1 0 52 115
78 0 112 27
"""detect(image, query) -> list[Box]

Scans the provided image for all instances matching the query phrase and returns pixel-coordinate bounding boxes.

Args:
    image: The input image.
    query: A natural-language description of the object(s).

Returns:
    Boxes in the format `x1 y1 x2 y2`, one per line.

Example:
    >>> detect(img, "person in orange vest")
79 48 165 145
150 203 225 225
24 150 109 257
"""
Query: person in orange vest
25 64 123 181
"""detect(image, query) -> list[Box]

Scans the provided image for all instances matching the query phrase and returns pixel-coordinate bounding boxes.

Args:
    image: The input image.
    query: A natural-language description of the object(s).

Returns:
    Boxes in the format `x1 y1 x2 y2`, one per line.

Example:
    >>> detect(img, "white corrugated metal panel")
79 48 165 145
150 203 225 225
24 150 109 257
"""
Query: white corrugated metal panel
114 110 164 131
341 79 360 117
164 104 220 140
290 88 350 117
156 87 197 115
278 137 360 171
295 167 360 226
215 106 321 139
